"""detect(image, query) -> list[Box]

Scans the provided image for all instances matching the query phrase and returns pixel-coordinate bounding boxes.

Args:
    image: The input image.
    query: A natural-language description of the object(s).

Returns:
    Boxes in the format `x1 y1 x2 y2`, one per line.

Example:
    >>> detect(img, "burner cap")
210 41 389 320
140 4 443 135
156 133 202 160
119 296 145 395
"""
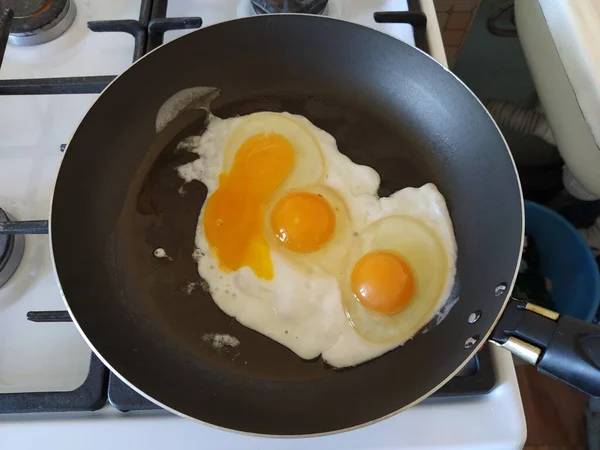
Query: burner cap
0 208 24 289
2 0 76 46
250 0 328 15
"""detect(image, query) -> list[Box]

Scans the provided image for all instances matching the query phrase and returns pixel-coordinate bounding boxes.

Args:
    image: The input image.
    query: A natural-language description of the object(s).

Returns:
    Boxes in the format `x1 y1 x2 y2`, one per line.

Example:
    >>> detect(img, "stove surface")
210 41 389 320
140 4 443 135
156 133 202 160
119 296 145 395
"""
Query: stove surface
0 1 524 449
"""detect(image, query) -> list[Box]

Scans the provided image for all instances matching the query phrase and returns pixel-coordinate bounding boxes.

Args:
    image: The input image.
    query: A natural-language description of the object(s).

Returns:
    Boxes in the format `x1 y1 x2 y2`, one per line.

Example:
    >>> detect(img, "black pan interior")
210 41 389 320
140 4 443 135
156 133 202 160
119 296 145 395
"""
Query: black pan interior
51 16 522 434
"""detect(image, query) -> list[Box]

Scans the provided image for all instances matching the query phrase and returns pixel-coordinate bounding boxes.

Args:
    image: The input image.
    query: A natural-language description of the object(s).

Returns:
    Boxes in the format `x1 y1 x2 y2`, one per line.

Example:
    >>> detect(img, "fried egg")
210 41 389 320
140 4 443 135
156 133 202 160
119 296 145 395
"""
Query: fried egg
321 184 457 368
265 184 353 274
178 111 457 368
198 113 326 279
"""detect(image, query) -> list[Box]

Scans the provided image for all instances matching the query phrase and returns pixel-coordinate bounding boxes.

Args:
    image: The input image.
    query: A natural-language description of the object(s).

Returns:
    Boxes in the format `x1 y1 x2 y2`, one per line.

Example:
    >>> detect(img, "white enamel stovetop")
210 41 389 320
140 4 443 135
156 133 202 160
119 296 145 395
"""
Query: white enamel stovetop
0 1 526 449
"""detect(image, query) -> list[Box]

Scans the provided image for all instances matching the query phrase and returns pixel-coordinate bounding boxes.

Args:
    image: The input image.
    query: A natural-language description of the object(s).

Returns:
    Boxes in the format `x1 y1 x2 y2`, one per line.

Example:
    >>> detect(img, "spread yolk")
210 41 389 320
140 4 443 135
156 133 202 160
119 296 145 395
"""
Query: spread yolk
203 133 295 280
351 250 415 314
270 192 336 253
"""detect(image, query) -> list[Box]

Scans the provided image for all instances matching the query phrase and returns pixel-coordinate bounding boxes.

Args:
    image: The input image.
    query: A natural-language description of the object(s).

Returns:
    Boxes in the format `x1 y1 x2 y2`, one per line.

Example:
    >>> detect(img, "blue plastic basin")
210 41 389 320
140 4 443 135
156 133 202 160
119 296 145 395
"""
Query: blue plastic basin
524 200 600 321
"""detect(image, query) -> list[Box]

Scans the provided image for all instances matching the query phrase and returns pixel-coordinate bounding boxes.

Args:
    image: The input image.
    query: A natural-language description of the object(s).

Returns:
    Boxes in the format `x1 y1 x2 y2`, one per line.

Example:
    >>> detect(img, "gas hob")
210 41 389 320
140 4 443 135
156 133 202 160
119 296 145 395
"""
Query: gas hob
0 1 525 449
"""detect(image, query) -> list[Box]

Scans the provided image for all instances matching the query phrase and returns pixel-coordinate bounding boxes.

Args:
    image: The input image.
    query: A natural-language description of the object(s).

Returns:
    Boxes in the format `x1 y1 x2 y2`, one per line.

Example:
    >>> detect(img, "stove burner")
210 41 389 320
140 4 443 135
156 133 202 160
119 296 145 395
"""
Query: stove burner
2 0 76 46
0 208 24 288
250 0 328 15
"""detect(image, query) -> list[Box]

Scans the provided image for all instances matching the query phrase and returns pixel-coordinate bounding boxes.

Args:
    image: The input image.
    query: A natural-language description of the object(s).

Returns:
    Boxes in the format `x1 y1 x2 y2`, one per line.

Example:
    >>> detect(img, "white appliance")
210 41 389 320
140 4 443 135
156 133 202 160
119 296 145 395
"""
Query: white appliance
516 0 600 200
0 1 526 449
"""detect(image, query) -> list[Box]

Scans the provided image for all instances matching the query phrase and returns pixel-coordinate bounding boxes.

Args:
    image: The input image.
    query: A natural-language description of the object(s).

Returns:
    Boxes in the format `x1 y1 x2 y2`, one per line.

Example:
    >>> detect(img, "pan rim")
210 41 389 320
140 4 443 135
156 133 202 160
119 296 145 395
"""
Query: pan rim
49 13 525 437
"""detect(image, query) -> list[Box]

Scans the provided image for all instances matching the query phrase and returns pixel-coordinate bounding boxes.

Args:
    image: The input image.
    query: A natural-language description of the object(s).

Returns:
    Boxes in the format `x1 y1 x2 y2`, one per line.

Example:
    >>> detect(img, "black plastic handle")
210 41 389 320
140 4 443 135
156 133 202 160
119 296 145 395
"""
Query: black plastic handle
537 315 600 396
491 299 600 397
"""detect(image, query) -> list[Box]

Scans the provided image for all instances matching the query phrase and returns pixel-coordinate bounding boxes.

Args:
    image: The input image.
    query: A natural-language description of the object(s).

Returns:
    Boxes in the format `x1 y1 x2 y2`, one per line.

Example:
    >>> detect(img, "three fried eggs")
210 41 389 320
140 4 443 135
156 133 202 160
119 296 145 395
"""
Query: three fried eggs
178 112 457 368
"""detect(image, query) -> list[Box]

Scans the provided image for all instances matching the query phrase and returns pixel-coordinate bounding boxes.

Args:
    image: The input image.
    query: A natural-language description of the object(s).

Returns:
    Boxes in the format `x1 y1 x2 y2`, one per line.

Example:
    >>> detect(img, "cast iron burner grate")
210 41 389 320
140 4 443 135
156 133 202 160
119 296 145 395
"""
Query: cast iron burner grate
0 311 108 413
0 0 495 414
0 0 203 94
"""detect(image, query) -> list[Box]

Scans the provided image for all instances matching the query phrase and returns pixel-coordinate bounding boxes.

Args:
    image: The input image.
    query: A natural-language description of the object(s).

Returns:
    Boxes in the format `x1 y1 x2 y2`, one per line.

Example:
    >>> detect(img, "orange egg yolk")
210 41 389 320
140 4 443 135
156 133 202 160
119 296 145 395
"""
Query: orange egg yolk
270 192 336 253
203 133 295 280
351 250 415 314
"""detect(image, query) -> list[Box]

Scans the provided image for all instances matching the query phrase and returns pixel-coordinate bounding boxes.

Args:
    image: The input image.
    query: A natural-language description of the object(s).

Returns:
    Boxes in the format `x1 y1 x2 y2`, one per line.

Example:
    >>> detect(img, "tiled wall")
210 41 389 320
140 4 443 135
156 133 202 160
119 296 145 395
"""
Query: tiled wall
434 0 482 67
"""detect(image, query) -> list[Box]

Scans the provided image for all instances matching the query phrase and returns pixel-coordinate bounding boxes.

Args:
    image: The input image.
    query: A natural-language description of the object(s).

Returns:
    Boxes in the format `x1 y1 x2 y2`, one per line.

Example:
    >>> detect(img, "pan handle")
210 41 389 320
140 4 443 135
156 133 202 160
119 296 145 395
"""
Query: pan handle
490 298 600 396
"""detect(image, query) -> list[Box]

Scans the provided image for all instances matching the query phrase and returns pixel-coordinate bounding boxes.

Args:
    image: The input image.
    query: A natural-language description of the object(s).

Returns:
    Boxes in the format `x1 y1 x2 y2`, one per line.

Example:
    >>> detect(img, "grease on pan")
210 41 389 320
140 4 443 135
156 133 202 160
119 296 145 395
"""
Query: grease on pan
155 86 220 133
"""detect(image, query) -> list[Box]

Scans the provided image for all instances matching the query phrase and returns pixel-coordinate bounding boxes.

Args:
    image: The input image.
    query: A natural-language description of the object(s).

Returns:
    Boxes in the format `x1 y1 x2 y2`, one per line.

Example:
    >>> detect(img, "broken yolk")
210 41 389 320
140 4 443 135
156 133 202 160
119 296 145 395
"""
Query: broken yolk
203 133 295 280
270 192 336 253
351 250 415 314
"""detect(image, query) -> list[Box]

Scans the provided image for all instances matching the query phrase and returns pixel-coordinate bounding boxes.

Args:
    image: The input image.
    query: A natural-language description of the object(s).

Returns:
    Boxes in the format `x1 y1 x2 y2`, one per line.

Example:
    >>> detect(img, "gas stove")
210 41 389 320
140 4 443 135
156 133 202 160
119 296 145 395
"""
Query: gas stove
0 1 525 449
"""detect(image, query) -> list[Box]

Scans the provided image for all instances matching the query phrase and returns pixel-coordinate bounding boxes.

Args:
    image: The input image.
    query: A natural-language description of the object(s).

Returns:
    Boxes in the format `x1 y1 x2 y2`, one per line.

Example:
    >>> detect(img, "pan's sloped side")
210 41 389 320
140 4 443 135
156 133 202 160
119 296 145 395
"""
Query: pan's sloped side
51 15 522 435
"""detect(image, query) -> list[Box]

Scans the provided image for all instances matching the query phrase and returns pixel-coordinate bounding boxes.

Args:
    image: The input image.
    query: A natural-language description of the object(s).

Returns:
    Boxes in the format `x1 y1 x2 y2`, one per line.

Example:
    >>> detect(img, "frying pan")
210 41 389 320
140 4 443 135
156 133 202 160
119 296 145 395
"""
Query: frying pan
12 15 600 435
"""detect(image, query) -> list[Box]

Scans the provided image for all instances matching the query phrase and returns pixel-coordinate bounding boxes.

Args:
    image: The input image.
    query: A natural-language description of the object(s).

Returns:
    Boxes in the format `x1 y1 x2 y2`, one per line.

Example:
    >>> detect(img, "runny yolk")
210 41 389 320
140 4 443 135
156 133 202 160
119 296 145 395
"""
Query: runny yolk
203 133 295 280
270 192 336 253
351 250 415 314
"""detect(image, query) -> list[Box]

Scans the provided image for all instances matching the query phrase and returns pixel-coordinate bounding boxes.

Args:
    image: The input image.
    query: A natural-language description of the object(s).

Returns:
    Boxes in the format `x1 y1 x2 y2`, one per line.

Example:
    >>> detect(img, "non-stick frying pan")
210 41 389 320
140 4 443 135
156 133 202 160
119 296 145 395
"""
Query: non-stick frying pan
11 15 600 435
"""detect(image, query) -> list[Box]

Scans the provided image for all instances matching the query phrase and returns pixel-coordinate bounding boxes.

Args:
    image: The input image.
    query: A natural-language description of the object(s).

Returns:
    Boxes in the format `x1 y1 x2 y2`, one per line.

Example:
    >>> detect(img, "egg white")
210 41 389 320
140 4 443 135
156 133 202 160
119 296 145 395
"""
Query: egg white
178 112 457 368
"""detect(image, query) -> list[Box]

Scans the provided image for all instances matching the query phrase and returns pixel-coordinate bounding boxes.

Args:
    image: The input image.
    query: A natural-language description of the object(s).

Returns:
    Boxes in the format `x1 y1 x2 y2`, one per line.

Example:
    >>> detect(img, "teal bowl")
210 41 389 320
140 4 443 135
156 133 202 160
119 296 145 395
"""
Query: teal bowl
524 200 600 321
